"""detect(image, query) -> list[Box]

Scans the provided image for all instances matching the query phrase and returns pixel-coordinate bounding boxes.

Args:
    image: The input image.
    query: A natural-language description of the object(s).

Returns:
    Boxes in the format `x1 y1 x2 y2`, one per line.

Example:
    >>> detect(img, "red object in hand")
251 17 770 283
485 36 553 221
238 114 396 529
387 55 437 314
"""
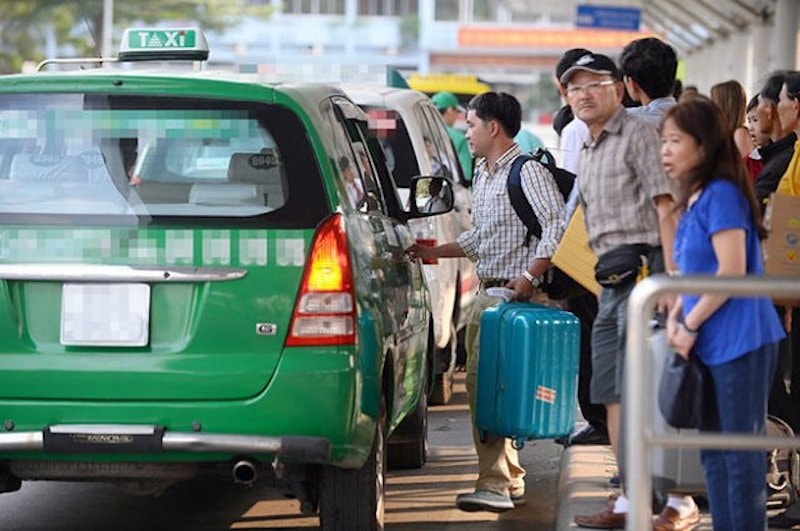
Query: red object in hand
415 238 438 265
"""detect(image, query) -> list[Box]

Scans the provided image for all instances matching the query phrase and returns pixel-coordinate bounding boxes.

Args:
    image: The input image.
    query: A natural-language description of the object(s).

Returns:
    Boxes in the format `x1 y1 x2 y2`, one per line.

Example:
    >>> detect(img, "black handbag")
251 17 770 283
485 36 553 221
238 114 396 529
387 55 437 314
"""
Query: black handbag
657 351 705 429
594 244 650 287
543 266 585 300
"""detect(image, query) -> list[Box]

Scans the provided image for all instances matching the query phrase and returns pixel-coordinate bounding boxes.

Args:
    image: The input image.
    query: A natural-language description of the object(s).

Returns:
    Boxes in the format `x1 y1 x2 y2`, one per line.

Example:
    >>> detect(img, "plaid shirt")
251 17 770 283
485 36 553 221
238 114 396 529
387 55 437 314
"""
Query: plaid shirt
578 108 673 257
457 144 565 281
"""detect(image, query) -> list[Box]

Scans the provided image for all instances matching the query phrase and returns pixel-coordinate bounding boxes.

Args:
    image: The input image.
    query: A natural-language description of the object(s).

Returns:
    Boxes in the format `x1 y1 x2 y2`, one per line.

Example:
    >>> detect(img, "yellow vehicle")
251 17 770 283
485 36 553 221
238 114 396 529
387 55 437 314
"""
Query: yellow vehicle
406 73 491 107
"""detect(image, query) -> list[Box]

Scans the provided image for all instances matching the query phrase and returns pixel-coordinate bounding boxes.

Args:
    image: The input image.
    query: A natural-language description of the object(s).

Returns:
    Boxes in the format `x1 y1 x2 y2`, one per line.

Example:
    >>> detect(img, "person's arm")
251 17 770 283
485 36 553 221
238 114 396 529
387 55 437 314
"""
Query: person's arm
654 194 678 273
520 161 566 259
407 241 466 261
669 228 746 357
655 196 679 313
506 161 566 300
631 124 679 311
630 123 678 272
506 257 551 302
666 295 684 347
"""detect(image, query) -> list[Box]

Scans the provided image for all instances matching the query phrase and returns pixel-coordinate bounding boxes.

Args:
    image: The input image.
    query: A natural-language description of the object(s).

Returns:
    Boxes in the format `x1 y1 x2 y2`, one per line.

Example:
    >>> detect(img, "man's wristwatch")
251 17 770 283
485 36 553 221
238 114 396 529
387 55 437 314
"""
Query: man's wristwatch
522 270 542 288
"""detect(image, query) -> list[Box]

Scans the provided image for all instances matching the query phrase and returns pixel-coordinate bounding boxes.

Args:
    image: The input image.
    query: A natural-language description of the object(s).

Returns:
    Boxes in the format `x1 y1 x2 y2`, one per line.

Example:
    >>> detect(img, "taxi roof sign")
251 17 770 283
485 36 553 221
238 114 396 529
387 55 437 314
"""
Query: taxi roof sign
119 28 209 62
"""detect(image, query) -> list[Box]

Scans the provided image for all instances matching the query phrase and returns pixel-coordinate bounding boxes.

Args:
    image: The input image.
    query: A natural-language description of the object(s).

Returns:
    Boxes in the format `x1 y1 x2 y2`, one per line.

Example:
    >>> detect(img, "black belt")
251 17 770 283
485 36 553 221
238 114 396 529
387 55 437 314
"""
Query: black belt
481 278 510 289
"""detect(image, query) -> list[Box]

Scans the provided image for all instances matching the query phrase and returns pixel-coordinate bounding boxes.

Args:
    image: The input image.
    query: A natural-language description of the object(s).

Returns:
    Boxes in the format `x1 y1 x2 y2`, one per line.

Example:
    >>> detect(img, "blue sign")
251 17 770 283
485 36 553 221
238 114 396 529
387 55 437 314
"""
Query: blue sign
576 5 641 31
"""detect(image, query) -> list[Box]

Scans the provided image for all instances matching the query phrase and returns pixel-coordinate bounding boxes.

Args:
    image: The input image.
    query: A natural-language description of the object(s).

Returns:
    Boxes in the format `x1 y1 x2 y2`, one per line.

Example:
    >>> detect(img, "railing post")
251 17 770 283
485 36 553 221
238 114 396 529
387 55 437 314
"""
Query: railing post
624 275 800 531
625 276 662 530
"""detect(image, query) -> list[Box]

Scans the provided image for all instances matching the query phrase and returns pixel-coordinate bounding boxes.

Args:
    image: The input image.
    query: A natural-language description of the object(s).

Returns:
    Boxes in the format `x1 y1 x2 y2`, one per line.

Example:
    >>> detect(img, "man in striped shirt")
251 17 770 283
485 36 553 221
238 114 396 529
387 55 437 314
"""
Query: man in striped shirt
409 92 565 512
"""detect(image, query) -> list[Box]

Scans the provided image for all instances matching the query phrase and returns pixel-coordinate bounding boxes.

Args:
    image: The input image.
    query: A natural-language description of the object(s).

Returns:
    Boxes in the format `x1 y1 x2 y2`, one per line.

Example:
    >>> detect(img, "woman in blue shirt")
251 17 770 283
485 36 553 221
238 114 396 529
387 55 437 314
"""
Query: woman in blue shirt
660 97 785 530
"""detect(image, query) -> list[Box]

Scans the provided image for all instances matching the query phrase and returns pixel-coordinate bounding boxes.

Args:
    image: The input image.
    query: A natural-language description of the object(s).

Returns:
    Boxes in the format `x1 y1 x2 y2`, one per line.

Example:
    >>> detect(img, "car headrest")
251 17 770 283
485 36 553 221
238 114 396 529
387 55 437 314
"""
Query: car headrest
227 150 281 185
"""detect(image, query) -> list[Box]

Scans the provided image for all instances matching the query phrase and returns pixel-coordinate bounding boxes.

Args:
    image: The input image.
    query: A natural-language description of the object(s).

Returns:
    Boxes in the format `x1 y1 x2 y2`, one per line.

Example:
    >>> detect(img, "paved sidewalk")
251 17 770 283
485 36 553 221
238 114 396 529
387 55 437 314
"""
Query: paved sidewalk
555 444 618 530
554 442 719 530
554 439 796 530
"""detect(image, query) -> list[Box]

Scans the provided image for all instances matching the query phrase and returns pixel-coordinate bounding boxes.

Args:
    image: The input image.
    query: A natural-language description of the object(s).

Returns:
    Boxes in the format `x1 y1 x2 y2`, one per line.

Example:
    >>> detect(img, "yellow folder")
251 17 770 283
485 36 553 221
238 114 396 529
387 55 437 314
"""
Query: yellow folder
552 206 601 296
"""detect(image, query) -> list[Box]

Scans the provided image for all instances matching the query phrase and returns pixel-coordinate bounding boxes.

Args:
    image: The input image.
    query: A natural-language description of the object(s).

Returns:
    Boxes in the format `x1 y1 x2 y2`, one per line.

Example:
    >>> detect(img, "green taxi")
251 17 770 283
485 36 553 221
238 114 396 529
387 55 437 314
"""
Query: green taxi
0 28 453 530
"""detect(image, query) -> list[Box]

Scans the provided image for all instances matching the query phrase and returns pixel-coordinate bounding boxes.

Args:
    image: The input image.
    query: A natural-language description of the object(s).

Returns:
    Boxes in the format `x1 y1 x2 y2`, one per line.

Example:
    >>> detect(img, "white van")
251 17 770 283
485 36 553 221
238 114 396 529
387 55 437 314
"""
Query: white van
347 86 478 404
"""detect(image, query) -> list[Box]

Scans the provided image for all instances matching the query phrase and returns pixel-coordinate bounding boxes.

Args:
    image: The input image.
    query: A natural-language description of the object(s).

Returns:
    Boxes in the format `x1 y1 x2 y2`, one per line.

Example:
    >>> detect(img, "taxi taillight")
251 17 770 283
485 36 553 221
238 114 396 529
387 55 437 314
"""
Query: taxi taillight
286 214 356 347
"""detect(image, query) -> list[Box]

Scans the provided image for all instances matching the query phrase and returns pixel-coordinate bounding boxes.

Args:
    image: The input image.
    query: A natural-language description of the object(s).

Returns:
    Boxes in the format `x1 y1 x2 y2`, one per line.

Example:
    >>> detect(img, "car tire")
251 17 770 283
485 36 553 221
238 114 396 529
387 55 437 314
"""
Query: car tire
319 396 387 531
430 323 456 405
387 370 428 469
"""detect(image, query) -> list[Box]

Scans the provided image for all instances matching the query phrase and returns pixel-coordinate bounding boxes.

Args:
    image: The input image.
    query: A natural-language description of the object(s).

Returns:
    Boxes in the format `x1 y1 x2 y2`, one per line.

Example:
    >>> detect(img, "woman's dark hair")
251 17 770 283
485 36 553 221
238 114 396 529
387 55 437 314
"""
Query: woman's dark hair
552 104 574 136
467 92 522 138
759 70 790 104
619 37 677 99
710 80 747 134
661 96 767 238
785 71 800 101
672 79 683 100
746 94 759 113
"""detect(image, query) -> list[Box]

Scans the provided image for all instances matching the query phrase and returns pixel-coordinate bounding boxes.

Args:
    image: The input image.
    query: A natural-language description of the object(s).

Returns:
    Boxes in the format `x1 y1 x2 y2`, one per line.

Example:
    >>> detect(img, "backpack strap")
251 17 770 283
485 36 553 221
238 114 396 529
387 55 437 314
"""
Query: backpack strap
532 147 575 203
507 149 576 248
506 155 539 247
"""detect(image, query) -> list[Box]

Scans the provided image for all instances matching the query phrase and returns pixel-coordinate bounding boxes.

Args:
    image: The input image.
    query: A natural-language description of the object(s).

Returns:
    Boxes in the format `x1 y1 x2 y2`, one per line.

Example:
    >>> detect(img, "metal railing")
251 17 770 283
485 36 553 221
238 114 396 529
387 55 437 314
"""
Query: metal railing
625 275 800 530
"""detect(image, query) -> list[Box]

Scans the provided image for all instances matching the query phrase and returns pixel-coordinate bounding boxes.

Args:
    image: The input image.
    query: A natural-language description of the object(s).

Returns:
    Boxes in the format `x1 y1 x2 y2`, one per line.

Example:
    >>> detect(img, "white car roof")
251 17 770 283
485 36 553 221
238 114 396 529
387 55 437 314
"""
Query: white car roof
342 84 432 112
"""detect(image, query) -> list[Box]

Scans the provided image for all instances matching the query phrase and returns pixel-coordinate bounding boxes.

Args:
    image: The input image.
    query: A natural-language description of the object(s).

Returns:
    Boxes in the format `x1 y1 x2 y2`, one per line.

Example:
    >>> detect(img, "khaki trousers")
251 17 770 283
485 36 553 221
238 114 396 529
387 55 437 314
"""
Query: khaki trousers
464 290 528 495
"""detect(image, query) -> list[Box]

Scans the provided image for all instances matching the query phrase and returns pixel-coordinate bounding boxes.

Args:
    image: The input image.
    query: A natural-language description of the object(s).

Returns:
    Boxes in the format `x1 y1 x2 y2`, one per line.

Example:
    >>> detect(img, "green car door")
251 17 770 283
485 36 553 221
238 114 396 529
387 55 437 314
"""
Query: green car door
324 96 429 430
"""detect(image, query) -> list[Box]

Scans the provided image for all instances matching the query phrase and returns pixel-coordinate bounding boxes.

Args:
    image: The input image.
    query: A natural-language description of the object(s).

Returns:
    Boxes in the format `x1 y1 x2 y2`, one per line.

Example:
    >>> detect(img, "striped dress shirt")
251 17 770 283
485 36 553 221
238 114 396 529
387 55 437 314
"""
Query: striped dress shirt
457 144 565 281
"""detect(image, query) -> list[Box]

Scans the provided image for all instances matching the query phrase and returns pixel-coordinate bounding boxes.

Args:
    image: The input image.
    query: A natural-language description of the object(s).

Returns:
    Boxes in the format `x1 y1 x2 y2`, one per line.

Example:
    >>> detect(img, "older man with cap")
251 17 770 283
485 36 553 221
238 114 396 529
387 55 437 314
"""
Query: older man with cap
560 52 683 529
433 91 473 182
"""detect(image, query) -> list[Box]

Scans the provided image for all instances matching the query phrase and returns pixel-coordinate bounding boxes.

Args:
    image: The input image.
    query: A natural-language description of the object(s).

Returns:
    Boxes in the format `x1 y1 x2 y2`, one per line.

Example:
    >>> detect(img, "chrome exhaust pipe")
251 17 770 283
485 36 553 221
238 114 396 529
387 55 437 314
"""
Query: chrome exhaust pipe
232 460 258 485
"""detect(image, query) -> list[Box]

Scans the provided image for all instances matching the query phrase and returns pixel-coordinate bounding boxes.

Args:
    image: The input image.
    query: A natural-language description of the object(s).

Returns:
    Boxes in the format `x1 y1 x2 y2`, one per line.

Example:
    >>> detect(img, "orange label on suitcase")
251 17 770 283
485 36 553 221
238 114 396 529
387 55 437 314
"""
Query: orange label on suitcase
535 385 556 404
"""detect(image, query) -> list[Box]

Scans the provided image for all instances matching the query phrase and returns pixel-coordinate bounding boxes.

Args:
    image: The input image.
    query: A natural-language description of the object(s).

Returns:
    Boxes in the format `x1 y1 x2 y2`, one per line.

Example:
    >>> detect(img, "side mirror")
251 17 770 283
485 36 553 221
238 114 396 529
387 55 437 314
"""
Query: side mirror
408 176 454 217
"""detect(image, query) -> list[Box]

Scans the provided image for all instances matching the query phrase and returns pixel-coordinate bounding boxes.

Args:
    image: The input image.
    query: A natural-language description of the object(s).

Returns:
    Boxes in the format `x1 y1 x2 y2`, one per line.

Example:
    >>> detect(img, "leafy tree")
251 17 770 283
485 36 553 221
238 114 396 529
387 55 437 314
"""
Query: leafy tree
529 74 563 117
0 0 271 74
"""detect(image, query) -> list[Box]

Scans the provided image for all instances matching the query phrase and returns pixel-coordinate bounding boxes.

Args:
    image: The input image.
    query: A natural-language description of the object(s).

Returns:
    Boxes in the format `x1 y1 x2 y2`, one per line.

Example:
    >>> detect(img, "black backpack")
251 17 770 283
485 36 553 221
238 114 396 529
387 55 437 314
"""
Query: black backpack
506 148 583 299
507 148 574 246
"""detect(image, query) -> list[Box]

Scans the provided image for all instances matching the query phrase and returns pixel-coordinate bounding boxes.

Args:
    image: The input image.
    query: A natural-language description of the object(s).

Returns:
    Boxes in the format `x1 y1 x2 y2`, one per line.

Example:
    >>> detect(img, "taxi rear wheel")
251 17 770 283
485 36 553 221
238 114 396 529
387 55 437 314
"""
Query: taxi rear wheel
319 395 387 531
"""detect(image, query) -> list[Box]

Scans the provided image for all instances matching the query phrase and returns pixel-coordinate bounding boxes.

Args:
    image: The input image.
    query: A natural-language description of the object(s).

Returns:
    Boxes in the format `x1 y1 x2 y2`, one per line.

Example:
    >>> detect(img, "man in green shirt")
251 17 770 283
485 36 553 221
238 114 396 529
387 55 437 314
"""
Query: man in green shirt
433 91 473 182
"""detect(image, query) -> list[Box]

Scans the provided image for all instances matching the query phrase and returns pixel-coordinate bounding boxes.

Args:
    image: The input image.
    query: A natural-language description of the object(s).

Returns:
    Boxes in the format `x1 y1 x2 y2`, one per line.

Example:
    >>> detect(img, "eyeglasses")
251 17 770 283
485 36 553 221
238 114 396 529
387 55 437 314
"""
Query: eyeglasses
566 79 616 97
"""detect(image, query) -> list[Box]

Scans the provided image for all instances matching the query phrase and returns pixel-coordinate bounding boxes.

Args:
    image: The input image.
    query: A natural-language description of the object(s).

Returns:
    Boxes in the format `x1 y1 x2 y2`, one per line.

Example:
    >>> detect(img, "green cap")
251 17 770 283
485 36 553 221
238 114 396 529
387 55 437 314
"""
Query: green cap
431 91 463 111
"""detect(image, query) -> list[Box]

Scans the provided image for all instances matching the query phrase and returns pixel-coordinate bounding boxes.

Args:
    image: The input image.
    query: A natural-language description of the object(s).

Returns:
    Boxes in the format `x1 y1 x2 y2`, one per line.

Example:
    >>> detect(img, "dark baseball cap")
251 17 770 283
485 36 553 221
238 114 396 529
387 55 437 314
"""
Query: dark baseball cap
559 52 621 84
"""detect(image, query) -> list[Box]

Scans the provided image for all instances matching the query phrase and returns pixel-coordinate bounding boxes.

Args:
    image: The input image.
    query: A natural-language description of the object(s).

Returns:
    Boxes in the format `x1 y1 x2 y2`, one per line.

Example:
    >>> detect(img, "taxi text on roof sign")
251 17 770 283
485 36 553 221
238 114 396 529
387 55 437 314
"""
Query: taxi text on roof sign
118 27 209 62
130 30 196 50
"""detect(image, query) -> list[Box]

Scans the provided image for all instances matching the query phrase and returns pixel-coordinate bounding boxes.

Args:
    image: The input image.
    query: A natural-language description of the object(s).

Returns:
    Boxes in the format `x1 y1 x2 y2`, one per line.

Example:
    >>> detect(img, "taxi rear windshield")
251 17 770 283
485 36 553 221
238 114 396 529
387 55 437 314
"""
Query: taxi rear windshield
0 94 327 228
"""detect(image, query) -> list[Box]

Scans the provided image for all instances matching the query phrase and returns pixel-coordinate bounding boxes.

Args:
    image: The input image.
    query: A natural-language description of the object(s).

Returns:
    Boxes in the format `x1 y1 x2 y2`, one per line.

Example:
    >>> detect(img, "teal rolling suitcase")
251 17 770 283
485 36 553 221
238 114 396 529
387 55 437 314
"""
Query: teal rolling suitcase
476 302 580 448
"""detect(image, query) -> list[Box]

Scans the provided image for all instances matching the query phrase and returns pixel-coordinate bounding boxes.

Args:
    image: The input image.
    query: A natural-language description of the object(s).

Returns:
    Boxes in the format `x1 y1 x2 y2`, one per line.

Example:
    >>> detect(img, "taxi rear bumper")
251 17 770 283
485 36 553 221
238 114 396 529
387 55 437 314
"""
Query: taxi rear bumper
0 425 331 464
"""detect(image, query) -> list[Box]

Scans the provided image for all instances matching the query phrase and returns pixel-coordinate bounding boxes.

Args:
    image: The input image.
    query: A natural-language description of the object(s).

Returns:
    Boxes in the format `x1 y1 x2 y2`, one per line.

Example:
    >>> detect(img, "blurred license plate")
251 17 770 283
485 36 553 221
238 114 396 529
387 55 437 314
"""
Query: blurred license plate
61 283 150 346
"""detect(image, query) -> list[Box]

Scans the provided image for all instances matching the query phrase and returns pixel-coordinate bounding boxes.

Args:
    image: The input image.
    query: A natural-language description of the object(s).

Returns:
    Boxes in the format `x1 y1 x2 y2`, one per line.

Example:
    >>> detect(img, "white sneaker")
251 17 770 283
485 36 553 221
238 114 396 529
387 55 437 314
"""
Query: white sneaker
455 490 514 513
510 489 527 506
